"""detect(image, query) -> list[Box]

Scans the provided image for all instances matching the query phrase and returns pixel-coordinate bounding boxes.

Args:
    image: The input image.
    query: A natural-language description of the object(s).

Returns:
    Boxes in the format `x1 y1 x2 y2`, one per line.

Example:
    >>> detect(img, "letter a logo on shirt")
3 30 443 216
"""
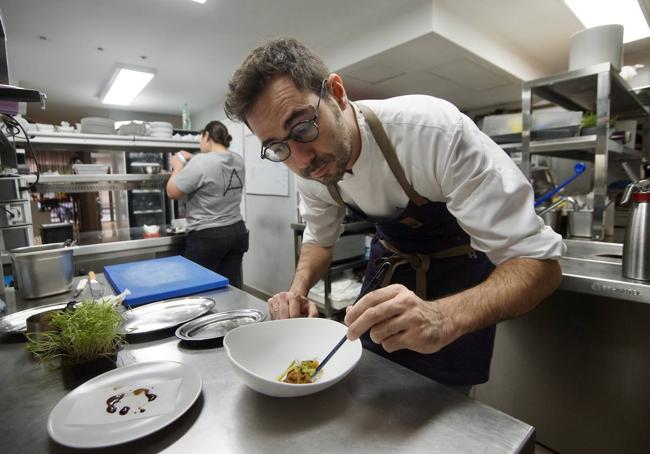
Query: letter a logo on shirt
223 169 243 196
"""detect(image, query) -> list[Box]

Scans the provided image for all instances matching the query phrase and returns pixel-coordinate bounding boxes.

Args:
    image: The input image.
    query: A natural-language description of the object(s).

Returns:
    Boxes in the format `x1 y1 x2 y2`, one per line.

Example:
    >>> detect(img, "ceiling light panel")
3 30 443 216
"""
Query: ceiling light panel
564 0 650 43
102 67 155 106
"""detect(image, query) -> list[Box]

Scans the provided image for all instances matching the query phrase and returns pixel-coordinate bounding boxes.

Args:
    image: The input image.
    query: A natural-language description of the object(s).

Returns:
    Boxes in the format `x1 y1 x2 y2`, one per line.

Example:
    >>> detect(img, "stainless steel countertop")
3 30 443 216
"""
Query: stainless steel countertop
1 231 185 265
73 231 185 256
0 282 534 454
560 239 650 303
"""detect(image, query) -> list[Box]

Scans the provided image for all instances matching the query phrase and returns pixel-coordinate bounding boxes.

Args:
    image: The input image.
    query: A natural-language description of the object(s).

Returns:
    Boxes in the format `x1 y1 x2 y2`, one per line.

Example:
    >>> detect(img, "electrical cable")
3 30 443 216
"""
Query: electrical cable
1 206 15 218
1 113 40 188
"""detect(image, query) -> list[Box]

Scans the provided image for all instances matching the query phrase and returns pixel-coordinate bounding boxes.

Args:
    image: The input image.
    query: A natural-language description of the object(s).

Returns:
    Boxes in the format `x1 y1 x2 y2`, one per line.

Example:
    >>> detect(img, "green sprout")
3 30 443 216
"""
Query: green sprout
26 300 125 367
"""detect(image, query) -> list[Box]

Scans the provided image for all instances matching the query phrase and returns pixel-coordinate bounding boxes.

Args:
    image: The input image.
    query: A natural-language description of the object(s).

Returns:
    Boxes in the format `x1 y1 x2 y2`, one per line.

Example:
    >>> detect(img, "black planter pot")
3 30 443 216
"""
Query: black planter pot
61 353 118 390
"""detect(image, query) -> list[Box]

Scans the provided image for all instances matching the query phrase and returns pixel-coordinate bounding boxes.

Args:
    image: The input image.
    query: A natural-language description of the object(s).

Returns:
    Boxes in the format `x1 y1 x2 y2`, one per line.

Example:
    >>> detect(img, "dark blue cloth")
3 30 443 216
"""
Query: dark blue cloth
354 199 496 386
184 220 249 289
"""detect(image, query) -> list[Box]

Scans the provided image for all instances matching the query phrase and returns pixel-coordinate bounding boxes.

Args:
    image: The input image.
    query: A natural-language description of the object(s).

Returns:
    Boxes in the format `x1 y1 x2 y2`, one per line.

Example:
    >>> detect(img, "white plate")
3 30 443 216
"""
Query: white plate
150 122 173 128
47 361 202 448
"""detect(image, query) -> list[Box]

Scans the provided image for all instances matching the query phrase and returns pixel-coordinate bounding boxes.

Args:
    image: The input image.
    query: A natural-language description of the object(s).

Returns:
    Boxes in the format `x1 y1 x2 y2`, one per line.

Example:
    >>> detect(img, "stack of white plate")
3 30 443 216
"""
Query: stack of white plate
36 123 55 132
118 122 147 136
80 117 115 135
72 164 111 174
149 121 173 138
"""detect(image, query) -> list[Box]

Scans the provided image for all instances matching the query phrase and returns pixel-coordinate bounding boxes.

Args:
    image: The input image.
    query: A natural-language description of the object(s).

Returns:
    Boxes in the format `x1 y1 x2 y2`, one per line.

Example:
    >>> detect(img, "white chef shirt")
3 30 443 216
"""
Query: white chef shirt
297 95 565 265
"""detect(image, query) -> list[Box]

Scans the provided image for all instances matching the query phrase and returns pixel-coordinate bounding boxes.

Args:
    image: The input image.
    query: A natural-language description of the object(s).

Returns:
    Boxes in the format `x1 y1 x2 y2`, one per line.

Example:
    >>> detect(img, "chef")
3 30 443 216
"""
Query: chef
224 38 564 391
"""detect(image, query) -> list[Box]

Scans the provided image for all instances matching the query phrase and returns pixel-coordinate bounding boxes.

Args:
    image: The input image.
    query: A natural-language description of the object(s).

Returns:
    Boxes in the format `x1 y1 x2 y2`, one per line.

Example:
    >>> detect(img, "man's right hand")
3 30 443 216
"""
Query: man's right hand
267 291 319 319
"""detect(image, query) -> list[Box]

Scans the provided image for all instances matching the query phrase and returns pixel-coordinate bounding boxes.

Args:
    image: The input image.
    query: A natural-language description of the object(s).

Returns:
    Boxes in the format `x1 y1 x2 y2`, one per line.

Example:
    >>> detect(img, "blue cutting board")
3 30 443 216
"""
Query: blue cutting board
104 256 229 307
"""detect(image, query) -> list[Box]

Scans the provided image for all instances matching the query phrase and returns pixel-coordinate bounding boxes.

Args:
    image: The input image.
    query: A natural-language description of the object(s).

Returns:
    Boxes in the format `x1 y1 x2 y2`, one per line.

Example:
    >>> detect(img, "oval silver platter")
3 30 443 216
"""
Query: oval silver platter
119 297 216 335
175 309 266 342
0 302 70 334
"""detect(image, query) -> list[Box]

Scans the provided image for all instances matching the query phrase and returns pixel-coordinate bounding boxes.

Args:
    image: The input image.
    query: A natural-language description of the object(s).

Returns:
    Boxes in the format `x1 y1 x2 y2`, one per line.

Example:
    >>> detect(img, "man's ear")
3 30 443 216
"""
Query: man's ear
327 73 349 110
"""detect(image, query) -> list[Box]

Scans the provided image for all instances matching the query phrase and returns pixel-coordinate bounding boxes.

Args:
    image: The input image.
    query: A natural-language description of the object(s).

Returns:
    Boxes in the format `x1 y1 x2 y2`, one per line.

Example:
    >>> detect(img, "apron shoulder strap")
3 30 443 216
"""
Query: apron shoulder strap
326 184 346 207
356 103 429 207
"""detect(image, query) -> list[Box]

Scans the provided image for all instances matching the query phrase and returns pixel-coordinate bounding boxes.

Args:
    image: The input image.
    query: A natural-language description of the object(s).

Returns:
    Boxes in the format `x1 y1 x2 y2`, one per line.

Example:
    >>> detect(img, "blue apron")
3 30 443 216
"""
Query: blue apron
327 103 496 386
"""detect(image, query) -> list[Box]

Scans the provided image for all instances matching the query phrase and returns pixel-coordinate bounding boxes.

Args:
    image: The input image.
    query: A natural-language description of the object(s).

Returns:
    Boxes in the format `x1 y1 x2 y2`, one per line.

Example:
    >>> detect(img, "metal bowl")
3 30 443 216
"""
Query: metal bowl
130 162 161 174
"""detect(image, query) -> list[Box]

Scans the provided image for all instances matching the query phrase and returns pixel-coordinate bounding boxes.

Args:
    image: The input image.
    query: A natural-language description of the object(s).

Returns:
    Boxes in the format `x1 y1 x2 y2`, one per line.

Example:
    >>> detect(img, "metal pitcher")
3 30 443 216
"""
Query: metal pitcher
621 179 650 281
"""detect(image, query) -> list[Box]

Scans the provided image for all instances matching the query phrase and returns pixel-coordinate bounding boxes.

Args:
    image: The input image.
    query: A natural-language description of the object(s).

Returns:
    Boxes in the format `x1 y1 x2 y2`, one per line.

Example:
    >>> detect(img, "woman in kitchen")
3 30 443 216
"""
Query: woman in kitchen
166 120 248 288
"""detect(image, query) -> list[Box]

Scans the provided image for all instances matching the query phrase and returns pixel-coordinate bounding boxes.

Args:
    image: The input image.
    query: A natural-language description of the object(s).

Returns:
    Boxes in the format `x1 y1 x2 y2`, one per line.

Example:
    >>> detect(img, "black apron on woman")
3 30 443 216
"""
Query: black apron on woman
326 103 496 386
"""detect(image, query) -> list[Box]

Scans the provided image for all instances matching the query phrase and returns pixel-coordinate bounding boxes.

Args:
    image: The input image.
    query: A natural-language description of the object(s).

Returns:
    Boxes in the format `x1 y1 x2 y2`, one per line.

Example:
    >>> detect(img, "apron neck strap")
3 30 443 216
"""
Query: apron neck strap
326 102 429 208
356 103 428 206
327 184 346 207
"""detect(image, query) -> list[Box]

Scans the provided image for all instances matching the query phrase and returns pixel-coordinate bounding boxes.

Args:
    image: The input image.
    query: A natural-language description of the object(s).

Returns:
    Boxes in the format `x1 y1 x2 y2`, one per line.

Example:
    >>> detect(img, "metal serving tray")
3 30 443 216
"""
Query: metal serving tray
119 297 215 335
0 302 70 334
175 309 265 343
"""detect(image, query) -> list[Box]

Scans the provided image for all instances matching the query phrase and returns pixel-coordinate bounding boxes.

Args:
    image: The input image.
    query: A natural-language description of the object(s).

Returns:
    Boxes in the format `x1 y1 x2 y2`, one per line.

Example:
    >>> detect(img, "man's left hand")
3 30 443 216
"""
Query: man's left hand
344 284 457 354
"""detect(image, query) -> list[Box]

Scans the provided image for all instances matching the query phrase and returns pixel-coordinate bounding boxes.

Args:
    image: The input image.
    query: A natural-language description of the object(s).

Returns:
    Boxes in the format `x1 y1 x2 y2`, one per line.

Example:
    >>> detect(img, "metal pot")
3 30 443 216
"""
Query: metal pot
568 211 593 238
9 243 77 299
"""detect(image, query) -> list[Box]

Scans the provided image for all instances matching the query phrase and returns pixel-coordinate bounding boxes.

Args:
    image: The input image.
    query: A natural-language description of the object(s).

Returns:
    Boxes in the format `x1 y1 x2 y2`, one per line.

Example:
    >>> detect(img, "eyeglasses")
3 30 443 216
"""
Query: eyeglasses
260 79 326 162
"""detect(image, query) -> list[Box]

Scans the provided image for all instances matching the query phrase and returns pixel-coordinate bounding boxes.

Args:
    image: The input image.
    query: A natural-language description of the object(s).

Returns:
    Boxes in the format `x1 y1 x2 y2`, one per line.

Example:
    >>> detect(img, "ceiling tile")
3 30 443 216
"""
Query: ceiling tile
425 58 512 91
343 63 406 84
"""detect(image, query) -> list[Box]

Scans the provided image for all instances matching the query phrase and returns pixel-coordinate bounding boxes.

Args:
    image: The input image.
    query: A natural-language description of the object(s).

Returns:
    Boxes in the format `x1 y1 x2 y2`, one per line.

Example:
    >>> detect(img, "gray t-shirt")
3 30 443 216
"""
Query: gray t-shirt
172 151 244 231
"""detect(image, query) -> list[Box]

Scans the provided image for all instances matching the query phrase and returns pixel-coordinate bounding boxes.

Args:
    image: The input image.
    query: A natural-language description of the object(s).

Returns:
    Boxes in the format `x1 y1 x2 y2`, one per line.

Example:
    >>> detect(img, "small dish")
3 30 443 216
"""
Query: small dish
175 309 265 345
118 297 215 335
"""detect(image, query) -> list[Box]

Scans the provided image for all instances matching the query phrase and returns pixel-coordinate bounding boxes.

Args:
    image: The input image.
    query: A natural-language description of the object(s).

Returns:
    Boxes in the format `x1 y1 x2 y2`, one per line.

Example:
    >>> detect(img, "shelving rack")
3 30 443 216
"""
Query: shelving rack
15 130 200 236
17 131 199 192
520 62 650 240
291 221 374 318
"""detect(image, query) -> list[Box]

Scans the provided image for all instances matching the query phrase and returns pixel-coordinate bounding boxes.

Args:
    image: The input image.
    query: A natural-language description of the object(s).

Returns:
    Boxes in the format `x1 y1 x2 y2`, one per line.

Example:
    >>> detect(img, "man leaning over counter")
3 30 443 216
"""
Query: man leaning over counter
224 38 564 390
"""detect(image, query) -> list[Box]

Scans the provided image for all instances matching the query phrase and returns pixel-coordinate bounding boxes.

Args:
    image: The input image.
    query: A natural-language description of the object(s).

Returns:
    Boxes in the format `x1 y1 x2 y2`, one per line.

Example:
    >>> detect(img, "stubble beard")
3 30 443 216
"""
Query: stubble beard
301 108 353 186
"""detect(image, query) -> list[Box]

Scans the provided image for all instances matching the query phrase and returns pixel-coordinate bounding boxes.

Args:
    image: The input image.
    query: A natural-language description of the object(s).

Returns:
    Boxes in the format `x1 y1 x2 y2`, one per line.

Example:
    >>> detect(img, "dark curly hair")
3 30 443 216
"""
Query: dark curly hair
203 120 232 148
224 38 330 123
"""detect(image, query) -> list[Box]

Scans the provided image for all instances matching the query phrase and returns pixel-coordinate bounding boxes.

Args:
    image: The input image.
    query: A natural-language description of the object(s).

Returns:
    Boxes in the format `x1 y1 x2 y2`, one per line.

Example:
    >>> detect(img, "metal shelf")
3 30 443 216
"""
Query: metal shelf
32 173 169 193
501 135 640 161
15 131 200 152
330 256 368 273
523 62 650 119
132 209 163 214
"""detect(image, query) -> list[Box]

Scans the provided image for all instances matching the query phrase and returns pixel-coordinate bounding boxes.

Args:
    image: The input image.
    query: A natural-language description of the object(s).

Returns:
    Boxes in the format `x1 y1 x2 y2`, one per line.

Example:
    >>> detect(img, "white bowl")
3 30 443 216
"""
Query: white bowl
224 318 362 397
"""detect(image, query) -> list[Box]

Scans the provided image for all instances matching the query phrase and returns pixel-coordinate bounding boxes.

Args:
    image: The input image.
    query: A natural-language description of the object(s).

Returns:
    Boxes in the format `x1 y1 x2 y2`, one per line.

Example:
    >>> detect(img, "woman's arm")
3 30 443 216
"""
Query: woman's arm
166 151 191 199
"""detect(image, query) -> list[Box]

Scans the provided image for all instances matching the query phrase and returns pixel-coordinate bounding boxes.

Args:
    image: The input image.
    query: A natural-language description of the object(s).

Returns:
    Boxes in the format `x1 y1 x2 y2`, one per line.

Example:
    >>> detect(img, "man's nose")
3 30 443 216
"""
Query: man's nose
289 142 315 169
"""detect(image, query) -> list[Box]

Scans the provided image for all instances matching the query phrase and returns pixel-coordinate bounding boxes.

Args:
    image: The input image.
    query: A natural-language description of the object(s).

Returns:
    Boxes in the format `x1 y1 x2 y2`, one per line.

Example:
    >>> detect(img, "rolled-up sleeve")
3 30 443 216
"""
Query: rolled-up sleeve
438 115 565 265
298 180 346 248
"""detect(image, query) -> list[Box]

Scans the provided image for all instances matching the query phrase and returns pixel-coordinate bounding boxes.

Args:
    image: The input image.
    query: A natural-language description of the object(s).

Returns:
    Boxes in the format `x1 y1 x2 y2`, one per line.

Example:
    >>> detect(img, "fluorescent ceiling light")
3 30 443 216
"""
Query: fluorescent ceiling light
101 66 155 106
564 0 650 43
192 0 207 4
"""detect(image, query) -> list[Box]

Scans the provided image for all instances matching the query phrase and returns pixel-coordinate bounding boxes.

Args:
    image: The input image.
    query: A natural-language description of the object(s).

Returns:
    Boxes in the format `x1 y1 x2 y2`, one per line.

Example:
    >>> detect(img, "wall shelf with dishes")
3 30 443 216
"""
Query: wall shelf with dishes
12 127 196 246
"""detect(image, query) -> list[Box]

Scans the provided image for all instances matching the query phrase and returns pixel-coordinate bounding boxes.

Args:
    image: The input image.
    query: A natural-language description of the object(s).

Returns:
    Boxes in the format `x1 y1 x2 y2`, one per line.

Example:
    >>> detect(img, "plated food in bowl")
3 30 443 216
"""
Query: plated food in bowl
223 317 362 397
277 359 321 384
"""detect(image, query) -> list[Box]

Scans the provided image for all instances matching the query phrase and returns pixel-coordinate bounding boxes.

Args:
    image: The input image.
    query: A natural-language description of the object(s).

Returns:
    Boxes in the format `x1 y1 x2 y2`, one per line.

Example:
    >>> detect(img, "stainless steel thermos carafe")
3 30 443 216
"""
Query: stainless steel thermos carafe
621 180 650 281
